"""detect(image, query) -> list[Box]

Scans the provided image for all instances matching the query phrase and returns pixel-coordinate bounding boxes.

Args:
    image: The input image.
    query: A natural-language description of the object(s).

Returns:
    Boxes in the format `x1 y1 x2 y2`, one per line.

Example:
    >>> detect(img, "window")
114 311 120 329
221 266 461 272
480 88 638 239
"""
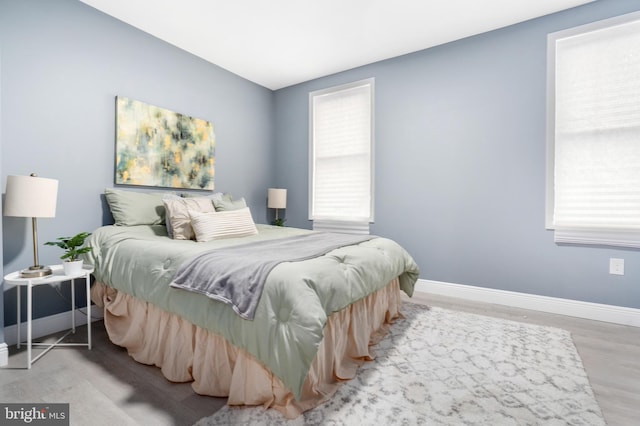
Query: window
309 79 374 234
546 12 640 248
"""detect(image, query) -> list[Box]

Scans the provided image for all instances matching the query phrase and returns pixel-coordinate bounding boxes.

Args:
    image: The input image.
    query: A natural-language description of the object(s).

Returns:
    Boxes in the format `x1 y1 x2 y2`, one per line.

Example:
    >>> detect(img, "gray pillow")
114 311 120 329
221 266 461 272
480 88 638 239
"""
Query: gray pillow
213 194 247 211
105 188 174 226
181 192 225 203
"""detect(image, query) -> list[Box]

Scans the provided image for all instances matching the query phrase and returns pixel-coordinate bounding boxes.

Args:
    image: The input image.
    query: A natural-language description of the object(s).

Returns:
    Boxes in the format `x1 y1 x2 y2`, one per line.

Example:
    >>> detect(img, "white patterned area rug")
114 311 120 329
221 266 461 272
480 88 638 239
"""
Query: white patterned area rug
195 303 605 425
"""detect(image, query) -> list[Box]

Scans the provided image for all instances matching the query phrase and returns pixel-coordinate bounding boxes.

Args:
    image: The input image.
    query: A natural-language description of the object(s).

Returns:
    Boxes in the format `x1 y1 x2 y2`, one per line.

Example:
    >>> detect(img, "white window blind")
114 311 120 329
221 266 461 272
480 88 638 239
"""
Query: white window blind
309 79 374 232
547 12 640 248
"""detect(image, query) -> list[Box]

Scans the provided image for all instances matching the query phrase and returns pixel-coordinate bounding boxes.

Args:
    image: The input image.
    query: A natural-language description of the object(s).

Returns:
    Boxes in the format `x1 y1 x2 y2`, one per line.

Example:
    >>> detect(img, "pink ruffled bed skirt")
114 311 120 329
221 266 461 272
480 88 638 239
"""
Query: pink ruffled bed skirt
91 278 402 418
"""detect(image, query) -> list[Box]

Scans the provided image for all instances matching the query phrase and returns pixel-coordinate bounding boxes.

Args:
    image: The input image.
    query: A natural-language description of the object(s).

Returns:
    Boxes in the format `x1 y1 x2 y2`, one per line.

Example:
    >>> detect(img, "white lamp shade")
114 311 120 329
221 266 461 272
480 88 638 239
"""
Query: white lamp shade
267 188 287 209
4 174 58 218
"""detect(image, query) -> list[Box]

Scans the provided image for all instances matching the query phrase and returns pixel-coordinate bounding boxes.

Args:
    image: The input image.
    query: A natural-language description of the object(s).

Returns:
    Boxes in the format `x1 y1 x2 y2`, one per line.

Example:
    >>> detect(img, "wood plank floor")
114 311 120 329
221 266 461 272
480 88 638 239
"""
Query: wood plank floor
1 293 639 426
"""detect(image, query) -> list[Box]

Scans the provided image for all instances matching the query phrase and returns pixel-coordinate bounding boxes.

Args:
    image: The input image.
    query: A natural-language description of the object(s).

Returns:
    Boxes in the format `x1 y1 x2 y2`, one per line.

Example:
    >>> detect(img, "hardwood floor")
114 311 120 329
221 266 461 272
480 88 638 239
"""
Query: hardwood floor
0 321 225 426
1 293 639 425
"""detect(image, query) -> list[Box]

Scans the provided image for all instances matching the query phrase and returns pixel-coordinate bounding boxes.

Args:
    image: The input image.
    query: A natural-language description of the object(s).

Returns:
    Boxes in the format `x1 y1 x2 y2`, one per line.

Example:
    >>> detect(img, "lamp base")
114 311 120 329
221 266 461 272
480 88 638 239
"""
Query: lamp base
20 265 53 278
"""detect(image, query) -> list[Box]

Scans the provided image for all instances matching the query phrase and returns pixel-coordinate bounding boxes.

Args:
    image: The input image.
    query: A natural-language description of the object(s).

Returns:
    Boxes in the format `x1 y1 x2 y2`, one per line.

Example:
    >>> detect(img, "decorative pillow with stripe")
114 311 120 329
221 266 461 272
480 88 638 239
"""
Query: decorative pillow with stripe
189 207 258 242
163 197 216 240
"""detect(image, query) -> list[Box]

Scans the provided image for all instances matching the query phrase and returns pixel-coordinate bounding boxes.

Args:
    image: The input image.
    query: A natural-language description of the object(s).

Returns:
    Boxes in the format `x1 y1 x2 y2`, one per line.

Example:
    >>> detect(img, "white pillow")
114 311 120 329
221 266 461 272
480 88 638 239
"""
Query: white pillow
189 207 258 242
162 194 183 237
163 197 216 240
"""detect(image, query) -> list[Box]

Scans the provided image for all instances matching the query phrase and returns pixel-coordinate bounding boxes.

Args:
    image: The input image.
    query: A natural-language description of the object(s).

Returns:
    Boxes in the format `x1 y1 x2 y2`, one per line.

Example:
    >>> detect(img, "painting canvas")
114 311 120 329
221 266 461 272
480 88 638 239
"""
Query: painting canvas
115 96 215 190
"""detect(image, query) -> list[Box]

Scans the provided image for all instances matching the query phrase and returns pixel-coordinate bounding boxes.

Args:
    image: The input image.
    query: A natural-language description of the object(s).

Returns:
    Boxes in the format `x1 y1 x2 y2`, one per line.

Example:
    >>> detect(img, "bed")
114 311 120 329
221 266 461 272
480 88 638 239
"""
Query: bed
86 189 420 418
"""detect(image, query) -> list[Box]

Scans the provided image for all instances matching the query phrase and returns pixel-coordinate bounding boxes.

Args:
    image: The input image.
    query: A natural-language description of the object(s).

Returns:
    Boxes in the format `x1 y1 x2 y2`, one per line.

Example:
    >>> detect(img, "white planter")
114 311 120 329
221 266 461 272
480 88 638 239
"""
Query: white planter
63 260 84 276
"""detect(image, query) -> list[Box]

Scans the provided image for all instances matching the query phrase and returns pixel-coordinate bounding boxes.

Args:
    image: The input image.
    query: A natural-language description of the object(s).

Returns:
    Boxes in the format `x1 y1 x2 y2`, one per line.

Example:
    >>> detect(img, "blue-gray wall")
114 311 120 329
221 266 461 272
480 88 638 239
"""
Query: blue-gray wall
1 0 275 326
274 0 640 309
2 0 640 333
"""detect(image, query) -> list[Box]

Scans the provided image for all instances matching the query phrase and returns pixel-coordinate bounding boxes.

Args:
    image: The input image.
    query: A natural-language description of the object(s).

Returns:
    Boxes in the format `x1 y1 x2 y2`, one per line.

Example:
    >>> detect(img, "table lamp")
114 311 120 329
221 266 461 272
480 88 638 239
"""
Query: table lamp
4 173 59 277
267 188 287 226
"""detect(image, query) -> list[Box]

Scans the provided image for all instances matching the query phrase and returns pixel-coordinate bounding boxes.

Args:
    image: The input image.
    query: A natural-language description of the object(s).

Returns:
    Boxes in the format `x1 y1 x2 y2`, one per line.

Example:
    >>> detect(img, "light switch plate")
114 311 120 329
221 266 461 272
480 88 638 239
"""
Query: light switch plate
609 258 624 275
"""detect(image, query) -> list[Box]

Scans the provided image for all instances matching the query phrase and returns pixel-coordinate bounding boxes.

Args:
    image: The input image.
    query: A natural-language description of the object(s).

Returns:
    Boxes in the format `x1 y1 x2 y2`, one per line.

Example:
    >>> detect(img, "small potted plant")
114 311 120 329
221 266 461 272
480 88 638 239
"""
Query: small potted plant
271 217 286 227
44 231 92 276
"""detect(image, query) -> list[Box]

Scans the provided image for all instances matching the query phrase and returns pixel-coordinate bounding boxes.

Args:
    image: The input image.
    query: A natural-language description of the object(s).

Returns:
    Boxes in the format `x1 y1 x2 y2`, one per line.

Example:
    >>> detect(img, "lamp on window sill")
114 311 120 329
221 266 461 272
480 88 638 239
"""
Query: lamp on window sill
4 173 59 277
267 188 287 226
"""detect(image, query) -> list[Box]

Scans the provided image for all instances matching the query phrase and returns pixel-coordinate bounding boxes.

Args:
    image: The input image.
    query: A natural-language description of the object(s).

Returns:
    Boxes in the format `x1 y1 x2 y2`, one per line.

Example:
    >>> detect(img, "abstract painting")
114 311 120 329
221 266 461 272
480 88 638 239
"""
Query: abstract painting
115 96 215 190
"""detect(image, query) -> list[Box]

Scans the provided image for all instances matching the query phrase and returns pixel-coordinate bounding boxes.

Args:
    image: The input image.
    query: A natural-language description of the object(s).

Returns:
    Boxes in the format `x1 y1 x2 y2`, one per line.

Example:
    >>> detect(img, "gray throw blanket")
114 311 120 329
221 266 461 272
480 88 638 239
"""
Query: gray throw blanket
170 232 374 320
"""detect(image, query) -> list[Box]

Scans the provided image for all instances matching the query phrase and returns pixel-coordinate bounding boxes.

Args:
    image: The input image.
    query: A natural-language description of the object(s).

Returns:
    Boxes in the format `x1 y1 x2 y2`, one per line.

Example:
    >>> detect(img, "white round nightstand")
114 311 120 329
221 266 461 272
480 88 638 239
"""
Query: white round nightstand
4 264 94 369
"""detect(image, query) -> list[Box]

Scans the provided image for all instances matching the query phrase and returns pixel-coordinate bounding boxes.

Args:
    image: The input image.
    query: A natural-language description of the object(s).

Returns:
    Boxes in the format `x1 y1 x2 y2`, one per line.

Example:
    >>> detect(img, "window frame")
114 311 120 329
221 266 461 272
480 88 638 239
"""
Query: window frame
308 78 375 225
545 11 640 237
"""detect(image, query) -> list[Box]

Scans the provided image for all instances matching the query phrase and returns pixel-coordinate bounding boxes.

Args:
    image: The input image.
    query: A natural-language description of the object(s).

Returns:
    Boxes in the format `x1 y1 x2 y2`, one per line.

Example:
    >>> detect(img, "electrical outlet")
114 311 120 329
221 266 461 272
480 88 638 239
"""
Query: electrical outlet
609 258 624 276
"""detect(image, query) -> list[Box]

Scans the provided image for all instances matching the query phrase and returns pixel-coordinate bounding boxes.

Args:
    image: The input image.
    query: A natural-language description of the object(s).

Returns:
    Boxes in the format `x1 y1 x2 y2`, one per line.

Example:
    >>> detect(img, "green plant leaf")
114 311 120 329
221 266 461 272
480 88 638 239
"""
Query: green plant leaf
44 231 92 261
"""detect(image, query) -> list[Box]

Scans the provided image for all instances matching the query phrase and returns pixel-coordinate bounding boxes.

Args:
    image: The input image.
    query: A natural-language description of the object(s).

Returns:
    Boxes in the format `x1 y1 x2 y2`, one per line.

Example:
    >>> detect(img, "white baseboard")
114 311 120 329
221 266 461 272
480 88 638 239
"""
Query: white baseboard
3 307 104 347
416 279 640 328
0 343 8 366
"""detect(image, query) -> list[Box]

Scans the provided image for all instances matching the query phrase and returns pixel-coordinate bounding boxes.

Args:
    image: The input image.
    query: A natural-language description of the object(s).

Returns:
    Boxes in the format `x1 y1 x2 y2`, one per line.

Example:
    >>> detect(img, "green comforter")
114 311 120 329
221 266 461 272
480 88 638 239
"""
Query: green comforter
85 224 420 399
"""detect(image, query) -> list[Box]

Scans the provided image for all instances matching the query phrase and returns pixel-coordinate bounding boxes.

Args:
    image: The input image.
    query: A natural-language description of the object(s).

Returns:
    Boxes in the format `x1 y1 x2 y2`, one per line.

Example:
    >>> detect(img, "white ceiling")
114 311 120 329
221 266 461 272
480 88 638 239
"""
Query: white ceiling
79 0 595 90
